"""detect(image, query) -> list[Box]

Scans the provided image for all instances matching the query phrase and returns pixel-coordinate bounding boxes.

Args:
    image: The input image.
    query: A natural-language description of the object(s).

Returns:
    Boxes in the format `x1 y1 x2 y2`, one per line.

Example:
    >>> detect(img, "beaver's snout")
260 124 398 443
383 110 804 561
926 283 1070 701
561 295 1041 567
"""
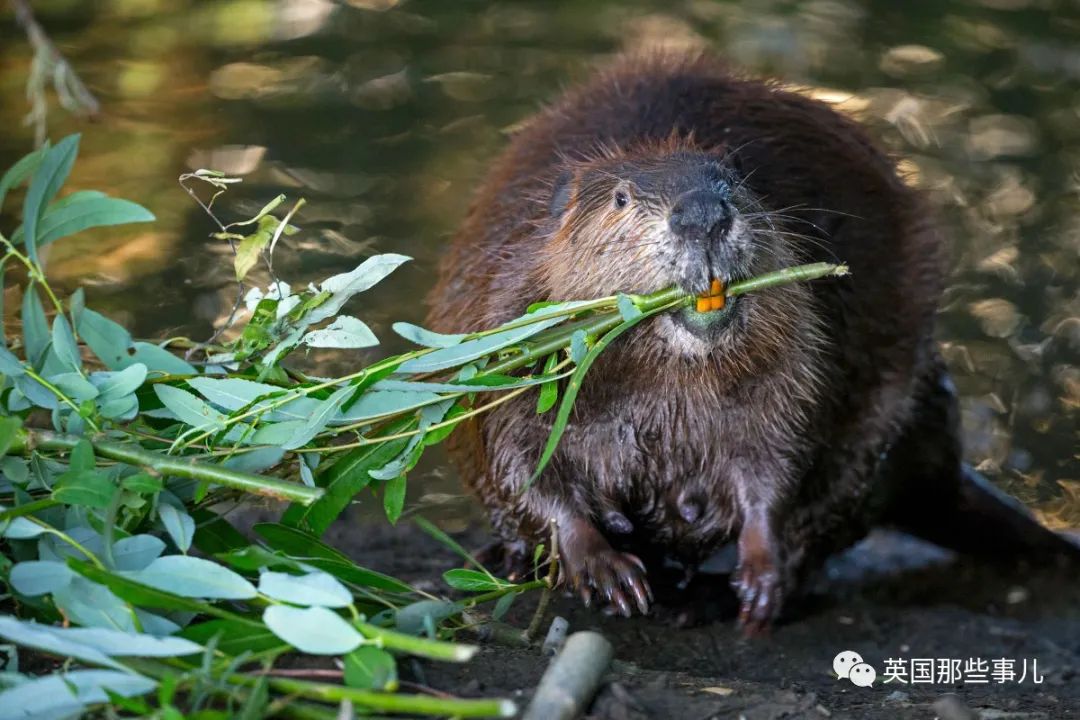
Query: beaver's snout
668 190 733 242
667 188 749 295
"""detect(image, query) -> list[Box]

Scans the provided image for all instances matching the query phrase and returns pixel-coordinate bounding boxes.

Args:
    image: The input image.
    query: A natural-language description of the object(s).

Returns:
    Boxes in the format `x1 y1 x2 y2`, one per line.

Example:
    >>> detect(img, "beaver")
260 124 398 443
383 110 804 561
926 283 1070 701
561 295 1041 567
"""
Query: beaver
427 52 1079 632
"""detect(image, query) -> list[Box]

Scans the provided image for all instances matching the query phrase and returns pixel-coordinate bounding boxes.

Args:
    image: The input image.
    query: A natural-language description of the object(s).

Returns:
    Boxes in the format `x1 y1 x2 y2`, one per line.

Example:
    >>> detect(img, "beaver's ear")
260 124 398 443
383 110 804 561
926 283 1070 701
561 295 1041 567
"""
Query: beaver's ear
550 170 574 218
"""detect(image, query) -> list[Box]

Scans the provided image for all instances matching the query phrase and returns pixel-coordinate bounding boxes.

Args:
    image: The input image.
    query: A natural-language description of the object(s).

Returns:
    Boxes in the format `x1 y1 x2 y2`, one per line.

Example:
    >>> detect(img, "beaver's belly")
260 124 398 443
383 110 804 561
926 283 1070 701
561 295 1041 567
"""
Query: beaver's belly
558 415 743 561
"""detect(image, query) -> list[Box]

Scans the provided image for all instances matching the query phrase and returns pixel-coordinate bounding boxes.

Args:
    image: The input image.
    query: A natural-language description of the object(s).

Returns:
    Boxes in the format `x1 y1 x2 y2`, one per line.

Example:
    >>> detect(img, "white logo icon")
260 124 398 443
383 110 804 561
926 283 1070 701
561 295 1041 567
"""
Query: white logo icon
849 662 876 687
834 651 876 687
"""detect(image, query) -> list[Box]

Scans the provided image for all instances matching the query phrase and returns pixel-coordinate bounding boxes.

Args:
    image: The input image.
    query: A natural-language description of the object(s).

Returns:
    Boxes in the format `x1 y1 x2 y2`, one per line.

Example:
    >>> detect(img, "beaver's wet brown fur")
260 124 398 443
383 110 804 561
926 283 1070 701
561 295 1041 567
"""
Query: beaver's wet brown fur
427 52 1078 632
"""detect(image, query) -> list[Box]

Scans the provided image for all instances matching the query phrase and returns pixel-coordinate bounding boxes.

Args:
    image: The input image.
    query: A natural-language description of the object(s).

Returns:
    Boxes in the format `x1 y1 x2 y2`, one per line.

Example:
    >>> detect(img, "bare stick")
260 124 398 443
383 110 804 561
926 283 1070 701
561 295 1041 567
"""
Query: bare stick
524 518 559 642
521 631 614 720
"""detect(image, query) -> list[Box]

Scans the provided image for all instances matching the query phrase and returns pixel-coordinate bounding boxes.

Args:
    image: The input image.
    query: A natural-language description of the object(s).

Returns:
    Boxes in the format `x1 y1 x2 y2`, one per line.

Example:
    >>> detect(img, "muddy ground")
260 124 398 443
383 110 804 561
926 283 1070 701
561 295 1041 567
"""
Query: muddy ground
328 519 1079 720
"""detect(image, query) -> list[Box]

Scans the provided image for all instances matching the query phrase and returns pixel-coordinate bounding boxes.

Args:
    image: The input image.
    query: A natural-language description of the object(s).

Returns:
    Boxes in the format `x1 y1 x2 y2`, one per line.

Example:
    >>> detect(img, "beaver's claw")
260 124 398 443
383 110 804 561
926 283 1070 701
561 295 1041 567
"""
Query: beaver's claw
565 548 652 617
732 514 785 635
556 517 652 617
732 557 783 634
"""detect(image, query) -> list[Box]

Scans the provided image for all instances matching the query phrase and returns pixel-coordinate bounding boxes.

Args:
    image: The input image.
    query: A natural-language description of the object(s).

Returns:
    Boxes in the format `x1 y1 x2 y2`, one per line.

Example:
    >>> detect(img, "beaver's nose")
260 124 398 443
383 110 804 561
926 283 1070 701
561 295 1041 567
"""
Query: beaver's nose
668 190 733 242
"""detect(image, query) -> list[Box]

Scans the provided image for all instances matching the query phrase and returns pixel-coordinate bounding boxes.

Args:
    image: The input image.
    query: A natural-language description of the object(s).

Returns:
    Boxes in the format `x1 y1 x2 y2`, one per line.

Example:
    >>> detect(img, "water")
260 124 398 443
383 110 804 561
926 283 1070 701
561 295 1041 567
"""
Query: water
0 0 1076 528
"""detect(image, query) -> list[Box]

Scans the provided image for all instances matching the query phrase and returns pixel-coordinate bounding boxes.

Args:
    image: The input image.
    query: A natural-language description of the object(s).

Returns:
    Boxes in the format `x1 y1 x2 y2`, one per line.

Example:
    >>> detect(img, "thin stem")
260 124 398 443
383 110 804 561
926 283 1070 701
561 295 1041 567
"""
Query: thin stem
524 519 559 642
13 429 322 504
24 368 101 432
29 521 105 569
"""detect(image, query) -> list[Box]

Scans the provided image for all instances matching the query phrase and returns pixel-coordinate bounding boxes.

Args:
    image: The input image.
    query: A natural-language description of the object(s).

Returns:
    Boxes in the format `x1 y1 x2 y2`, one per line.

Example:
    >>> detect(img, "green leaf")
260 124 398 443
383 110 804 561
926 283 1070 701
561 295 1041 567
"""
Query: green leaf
13 375 58 409
154 385 226 431
190 510 249 556
383 475 407 524
0 456 29 485
0 614 127 671
344 645 397 690
74 306 133 369
238 675 270 720
30 194 155 249
282 383 353 450
51 314 82 372
50 372 98 402
570 329 588 365
281 423 412 535
530 302 667 485
185 377 277 411
394 599 460 636
52 470 117 509
616 293 643 321
262 605 362 655
52 576 136 631
304 253 411 324
46 627 201 657
0 142 47 211
0 346 25 377
536 353 559 414
337 389 442 424
0 506 47 539
70 438 95 471
130 342 195 374
257 570 352 608
424 403 466 446
300 315 379 349
91 363 147 399
21 134 80 262
250 421 305 446
69 558 255 620
158 504 195 553
252 523 413 593
179 619 285 658
442 569 511 592
110 534 165 571
0 669 155 717
391 322 466 348
493 591 516 621
120 473 162 495
396 316 566 373
233 215 277 281
253 523 358 563
221 446 284 474
372 372 568 394
0 416 24 457
21 285 49 367
8 560 73 596
126 555 257 600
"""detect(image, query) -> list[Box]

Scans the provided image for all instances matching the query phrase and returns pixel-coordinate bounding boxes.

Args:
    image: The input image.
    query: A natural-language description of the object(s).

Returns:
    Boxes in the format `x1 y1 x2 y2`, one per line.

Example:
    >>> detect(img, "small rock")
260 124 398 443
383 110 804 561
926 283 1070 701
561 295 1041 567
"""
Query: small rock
884 690 910 704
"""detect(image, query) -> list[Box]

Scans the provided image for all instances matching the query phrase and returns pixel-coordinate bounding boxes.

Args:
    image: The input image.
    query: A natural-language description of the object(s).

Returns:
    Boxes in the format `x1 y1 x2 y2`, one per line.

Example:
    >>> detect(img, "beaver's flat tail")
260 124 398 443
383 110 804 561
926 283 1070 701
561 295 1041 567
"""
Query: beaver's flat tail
881 356 1079 564
898 464 1080 562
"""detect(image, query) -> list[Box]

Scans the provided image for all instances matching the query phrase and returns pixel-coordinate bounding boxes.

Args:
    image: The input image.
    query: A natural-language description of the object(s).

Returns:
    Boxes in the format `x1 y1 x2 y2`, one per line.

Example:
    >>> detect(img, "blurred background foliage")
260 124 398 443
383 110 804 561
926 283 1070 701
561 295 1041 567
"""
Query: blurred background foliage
0 0 1077 528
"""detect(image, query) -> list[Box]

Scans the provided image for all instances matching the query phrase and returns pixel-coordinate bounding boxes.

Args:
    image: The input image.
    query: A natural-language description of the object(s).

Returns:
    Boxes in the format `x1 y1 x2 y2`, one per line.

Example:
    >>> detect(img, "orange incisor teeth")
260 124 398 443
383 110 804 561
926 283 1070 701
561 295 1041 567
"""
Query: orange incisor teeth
696 278 726 312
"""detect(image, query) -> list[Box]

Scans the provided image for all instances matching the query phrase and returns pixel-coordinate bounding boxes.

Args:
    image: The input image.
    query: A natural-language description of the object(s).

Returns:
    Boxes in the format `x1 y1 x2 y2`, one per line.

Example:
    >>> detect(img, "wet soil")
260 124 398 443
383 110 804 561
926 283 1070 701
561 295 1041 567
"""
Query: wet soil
336 522 1080 719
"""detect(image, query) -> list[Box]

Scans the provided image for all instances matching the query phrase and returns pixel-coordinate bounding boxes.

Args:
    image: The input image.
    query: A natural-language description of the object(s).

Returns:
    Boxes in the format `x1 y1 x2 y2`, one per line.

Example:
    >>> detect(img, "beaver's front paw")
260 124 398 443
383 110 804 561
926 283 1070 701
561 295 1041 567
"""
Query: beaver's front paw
571 549 652 617
559 518 652 617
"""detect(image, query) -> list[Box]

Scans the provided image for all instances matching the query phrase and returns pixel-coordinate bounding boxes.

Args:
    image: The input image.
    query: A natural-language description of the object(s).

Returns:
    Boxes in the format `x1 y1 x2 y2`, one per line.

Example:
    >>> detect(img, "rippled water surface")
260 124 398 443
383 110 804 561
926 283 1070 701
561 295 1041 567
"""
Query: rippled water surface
1 0 1077 527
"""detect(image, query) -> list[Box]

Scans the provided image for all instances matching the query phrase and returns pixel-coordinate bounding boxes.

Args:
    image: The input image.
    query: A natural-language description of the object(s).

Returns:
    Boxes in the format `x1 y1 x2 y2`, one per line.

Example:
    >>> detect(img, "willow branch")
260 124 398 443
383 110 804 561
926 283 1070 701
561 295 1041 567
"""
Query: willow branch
11 428 322 504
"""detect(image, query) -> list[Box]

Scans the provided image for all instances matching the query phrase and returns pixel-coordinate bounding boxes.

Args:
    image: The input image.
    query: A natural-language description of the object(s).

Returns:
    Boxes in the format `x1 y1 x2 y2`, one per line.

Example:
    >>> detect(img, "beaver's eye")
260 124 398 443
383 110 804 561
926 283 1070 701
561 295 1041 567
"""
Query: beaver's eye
613 190 630 209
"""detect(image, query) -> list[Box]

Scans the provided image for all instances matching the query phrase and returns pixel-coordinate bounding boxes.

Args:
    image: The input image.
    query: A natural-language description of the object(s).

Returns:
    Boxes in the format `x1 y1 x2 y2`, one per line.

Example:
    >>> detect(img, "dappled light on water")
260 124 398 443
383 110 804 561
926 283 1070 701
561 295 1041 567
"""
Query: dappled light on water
0 0 1075 526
